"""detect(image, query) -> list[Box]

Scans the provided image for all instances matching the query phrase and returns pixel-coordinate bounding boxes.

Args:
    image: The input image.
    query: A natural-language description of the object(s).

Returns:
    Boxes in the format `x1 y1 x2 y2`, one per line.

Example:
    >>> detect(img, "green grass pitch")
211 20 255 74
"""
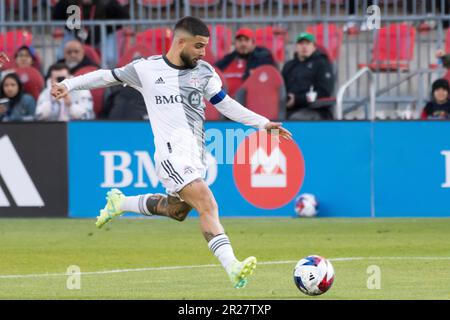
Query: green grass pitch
0 217 449 299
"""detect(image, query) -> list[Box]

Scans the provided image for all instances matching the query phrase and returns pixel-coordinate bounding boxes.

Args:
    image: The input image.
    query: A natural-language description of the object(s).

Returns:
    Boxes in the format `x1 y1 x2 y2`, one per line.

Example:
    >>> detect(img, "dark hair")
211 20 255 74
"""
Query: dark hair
432 78 450 93
14 45 36 61
46 62 70 80
174 16 210 37
0 73 24 106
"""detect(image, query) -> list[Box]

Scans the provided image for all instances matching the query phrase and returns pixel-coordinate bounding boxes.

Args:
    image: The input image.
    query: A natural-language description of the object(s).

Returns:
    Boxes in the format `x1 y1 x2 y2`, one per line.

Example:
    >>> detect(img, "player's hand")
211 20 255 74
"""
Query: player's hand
0 52 9 68
51 83 69 100
264 122 292 141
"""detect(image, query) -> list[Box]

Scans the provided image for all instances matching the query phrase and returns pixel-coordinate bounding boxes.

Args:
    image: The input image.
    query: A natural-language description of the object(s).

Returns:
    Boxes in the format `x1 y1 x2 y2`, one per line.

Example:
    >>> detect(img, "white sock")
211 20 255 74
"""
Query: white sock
120 194 152 216
208 234 238 273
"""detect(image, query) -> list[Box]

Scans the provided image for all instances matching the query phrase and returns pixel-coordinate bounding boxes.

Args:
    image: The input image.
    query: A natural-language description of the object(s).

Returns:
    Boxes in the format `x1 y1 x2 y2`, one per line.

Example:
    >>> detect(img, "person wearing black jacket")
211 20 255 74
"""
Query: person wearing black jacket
101 85 148 120
215 28 277 97
53 0 130 67
282 32 335 120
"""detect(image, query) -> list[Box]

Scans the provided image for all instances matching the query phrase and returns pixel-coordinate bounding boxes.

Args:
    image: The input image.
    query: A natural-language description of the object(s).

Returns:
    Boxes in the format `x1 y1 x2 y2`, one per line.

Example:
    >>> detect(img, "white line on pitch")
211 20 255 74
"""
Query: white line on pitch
0 256 449 280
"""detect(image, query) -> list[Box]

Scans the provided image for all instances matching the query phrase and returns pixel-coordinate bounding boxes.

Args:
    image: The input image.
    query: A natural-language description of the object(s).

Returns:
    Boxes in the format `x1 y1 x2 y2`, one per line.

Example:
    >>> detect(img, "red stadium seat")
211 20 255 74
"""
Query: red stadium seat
74 65 104 117
83 44 101 66
135 28 173 55
234 65 285 120
116 44 154 67
11 67 44 101
358 23 416 72
204 68 228 121
306 23 343 62
116 27 135 57
444 28 450 54
255 26 287 64
0 30 33 58
208 25 233 61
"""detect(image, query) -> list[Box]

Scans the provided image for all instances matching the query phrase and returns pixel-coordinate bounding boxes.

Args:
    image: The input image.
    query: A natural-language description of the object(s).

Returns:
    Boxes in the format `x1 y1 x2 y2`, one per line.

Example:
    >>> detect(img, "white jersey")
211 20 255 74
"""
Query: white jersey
112 55 222 167
62 54 269 196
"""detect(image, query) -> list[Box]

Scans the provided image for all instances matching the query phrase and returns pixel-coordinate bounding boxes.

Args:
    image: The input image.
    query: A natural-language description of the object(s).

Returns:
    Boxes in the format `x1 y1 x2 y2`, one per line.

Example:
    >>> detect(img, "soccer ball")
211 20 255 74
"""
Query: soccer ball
294 193 318 217
293 255 335 296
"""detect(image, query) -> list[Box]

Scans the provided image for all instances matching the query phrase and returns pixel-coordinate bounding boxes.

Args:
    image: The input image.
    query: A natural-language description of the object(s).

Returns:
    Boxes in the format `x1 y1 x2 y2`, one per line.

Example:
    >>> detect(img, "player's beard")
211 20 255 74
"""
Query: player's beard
180 51 197 69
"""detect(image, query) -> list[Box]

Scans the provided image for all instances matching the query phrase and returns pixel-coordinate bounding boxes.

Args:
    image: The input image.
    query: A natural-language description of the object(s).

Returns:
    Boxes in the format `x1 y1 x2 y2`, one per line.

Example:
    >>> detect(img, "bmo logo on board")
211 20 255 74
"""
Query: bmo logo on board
233 131 305 209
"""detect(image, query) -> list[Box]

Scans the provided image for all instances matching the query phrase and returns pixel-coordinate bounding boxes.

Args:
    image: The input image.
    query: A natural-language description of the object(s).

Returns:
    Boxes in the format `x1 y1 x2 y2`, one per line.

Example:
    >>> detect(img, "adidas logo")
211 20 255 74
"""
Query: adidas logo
155 77 165 84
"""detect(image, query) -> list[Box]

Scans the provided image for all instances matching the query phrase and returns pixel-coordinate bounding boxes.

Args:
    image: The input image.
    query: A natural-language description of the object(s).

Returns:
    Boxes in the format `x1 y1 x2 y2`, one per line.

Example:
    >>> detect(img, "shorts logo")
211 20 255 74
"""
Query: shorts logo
188 91 201 107
183 166 194 175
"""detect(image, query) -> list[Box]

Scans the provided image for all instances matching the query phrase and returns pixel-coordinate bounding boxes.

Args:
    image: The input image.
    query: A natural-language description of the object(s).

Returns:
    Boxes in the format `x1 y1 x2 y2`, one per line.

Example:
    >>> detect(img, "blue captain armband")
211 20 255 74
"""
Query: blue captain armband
209 90 226 105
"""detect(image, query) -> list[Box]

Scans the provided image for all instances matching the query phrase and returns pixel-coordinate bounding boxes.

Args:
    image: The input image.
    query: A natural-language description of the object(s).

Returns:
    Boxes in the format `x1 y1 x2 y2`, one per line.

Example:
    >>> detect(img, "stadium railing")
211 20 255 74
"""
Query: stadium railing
1 0 450 119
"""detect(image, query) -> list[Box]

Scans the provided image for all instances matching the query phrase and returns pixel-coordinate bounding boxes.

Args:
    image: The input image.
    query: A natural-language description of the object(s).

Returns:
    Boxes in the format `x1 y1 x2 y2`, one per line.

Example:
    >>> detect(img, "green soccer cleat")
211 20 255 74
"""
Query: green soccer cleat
228 256 257 289
96 188 125 228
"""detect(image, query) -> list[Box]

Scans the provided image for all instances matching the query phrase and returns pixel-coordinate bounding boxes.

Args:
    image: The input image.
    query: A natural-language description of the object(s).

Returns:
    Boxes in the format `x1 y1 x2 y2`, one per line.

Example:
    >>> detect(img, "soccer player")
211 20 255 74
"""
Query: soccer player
51 17 292 289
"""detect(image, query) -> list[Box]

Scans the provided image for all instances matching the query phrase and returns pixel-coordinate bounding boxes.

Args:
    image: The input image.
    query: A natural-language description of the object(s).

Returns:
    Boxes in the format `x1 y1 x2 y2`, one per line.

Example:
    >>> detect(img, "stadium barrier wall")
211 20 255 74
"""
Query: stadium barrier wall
1 121 448 218
0 122 68 217
67 121 450 218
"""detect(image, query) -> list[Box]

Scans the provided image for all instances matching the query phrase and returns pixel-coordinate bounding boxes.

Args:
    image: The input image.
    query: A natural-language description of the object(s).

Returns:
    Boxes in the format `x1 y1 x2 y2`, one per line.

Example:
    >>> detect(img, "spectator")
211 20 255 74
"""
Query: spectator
14 45 41 72
102 85 148 120
57 39 99 74
282 32 335 120
215 27 276 98
53 0 130 67
0 73 36 122
36 63 94 121
421 78 450 120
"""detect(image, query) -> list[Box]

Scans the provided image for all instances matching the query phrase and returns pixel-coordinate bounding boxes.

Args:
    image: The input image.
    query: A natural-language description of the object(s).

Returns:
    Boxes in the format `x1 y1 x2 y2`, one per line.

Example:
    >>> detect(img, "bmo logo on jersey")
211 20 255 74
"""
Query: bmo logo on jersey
155 95 183 105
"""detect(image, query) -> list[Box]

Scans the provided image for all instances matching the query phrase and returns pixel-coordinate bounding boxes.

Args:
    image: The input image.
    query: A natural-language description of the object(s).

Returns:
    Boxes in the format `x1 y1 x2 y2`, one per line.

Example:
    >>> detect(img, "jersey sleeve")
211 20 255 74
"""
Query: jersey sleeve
203 69 224 103
111 59 144 89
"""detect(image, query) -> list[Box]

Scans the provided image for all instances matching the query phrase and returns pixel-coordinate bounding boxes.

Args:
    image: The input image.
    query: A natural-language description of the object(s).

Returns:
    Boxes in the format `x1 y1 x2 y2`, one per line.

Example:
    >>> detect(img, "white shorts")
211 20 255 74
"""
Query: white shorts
155 153 206 199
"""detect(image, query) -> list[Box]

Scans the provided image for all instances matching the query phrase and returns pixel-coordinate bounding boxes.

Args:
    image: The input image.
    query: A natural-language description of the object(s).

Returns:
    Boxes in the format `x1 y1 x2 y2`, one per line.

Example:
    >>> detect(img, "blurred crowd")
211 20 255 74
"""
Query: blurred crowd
1 0 450 122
